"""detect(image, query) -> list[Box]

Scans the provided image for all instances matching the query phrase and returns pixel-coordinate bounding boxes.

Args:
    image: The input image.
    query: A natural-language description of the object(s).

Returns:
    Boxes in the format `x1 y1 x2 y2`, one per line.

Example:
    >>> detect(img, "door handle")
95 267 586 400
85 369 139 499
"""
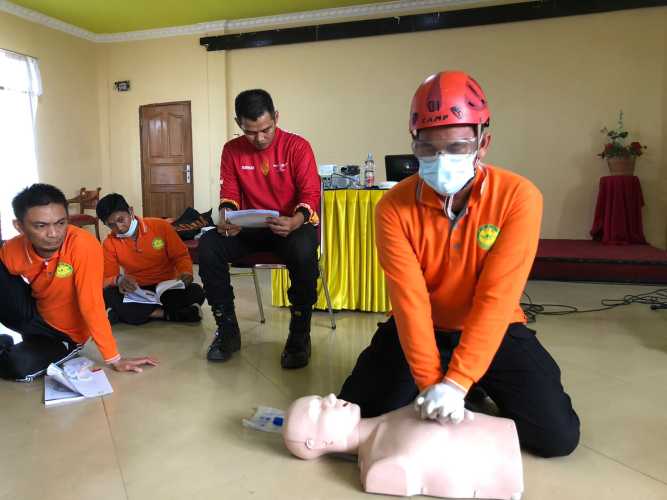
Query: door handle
185 164 191 184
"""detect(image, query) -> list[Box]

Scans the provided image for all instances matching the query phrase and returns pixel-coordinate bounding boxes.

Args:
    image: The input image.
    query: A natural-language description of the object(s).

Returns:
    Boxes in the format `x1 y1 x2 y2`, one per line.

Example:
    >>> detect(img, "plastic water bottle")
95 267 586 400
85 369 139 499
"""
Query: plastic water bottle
363 153 375 188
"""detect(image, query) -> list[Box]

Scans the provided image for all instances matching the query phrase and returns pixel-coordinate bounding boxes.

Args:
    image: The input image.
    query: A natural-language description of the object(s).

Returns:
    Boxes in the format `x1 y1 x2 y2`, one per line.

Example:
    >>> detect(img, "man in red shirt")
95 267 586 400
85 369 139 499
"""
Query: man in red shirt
198 89 320 368
0 184 158 382
338 71 579 457
96 193 205 325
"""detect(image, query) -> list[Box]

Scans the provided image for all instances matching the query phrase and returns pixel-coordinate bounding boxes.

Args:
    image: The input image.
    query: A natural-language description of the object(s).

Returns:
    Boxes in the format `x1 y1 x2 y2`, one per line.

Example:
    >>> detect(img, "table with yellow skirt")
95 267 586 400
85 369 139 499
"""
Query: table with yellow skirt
271 189 391 313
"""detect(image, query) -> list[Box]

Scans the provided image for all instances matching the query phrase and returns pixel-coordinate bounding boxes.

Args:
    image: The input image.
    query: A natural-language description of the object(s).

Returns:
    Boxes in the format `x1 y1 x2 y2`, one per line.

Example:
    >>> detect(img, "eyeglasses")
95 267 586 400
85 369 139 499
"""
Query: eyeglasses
411 137 478 160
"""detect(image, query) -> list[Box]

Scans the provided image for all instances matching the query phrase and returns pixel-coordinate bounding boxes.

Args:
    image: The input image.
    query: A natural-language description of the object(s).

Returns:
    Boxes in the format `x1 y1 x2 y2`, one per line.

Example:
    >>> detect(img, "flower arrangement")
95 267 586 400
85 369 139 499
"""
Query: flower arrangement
598 111 647 159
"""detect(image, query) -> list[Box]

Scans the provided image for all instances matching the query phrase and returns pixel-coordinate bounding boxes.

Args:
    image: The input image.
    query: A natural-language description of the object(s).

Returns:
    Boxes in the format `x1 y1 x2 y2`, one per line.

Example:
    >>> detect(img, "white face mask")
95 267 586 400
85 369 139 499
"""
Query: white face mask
418 153 476 196
115 217 138 238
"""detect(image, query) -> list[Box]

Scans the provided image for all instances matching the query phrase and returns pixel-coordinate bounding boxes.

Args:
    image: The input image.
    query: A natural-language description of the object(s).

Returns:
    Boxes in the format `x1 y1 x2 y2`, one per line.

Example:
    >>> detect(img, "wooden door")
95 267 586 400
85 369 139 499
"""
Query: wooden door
140 101 193 218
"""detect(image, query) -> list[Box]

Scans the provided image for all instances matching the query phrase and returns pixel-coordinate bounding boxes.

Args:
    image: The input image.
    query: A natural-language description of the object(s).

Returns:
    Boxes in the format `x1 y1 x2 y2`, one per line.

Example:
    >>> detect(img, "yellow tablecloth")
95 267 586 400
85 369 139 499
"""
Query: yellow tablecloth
271 189 391 312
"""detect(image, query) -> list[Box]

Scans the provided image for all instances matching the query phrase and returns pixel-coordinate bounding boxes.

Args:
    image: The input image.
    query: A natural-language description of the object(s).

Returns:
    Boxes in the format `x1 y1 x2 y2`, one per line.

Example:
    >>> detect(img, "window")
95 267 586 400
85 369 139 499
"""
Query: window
0 49 42 239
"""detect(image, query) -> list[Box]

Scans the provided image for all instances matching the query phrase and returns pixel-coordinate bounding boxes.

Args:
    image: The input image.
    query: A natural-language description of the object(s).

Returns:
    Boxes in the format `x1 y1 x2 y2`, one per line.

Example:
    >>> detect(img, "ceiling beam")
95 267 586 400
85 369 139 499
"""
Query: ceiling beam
201 0 667 51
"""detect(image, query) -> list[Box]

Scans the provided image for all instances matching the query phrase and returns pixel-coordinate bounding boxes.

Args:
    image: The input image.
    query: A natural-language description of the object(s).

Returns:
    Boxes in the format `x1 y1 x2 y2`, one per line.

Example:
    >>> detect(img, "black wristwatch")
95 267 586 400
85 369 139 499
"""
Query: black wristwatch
295 207 310 225
218 202 238 212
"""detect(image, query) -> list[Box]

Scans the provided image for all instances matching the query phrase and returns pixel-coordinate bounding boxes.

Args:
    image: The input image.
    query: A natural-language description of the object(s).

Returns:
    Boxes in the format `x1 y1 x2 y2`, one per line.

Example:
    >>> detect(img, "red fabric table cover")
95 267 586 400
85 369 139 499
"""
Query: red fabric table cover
590 175 646 245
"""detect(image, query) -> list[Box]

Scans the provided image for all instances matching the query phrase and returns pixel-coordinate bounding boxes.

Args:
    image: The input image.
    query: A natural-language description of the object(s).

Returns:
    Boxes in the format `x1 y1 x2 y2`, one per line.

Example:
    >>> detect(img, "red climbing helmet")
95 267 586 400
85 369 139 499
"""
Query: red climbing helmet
409 71 490 135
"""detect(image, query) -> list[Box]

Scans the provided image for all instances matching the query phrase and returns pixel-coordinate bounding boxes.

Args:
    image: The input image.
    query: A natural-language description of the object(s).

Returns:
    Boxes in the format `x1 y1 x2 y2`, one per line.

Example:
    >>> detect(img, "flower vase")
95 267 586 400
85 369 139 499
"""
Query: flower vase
607 157 636 176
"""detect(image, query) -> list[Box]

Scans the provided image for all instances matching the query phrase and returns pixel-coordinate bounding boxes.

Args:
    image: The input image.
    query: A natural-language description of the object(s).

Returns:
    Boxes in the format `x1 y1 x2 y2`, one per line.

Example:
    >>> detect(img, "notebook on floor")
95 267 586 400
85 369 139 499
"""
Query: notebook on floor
44 376 86 407
123 279 186 305
43 362 113 407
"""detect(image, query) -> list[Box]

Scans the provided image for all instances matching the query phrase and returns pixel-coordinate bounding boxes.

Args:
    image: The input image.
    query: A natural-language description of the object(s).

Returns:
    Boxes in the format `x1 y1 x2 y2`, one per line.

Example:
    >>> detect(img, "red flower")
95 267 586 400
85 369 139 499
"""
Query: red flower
630 141 642 150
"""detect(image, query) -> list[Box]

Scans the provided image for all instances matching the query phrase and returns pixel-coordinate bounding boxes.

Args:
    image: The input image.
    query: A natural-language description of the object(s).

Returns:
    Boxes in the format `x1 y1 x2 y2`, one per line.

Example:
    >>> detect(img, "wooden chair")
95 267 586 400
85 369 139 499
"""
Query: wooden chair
68 187 101 240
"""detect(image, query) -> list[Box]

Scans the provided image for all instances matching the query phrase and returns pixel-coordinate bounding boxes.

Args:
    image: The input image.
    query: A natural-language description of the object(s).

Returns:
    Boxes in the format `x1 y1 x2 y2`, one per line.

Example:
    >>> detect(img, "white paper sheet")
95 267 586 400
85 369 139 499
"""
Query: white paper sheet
44 376 85 407
123 287 158 305
44 361 113 404
155 279 185 300
122 279 185 305
225 209 279 228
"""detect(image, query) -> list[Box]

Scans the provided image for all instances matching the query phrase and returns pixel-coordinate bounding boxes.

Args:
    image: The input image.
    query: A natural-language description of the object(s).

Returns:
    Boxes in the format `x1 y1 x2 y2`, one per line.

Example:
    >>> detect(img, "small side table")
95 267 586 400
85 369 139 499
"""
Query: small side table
590 175 647 245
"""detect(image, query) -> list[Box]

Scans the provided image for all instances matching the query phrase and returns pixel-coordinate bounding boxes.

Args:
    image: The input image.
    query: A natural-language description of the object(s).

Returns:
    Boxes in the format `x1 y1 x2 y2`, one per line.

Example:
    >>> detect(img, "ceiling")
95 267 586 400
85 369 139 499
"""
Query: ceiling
9 0 397 34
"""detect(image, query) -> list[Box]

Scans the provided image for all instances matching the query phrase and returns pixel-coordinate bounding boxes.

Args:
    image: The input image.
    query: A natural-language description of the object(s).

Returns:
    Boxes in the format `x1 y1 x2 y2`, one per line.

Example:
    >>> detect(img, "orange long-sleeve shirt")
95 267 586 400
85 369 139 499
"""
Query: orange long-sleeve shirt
102 217 193 287
0 225 120 363
375 165 542 391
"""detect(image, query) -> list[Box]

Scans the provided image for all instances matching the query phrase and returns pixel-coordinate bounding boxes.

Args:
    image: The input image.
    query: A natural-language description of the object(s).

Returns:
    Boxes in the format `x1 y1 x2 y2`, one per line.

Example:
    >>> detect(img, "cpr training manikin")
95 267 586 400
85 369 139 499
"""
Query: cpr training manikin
283 394 523 499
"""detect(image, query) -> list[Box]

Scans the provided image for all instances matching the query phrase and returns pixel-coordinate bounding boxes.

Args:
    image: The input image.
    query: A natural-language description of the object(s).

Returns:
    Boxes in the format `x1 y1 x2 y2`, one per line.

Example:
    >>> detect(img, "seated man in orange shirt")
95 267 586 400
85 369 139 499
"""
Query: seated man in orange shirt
339 71 580 458
96 193 205 325
0 184 158 381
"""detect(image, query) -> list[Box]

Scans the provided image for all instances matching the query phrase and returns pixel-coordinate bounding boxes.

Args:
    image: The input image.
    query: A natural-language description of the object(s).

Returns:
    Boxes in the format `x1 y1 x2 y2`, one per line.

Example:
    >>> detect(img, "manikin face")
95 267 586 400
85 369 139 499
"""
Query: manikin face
283 394 361 459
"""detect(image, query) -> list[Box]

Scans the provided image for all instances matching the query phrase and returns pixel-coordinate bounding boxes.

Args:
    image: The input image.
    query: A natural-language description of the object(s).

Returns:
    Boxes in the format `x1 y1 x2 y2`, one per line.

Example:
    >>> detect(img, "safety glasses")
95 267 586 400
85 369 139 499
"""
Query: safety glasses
411 137 478 160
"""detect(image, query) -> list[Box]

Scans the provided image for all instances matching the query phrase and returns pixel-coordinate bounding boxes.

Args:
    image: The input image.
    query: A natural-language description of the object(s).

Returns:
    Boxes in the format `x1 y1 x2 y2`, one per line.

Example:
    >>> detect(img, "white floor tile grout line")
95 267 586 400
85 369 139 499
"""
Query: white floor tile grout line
580 443 667 487
238 349 292 401
101 397 131 500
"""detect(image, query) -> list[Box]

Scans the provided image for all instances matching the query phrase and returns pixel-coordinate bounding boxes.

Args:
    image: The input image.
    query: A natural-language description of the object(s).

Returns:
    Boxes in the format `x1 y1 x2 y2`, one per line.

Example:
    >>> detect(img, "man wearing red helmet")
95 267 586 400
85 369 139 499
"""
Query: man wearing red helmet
339 71 580 458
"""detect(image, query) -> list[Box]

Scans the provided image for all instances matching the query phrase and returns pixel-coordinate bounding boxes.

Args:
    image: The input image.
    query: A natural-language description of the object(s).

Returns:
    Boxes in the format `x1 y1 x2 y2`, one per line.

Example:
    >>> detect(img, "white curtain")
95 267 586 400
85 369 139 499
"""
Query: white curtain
0 49 42 239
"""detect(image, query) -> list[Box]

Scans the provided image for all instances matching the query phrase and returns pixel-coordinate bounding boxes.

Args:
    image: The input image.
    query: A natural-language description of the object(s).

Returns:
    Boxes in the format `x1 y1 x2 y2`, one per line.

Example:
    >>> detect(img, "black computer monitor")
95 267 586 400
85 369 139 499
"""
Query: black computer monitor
385 154 419 182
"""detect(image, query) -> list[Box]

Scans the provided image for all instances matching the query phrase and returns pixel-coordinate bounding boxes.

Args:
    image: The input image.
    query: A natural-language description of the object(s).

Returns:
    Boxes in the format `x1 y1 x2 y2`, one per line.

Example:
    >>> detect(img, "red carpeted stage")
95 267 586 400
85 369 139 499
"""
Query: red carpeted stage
531 239 667 284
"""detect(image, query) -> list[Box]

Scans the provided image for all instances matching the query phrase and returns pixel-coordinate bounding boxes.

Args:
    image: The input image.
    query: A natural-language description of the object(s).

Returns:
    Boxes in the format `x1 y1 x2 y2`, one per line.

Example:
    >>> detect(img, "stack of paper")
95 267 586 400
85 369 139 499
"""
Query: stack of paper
123 287 159 305
44 361 113 407
44 376 86 406
155 279 186 298
226 209 279 228
123 279 186 305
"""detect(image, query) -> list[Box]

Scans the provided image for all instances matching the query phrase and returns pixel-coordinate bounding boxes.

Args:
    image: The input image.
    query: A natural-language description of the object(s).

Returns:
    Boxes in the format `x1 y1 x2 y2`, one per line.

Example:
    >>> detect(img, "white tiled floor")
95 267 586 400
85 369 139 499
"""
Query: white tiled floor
1 274 666 500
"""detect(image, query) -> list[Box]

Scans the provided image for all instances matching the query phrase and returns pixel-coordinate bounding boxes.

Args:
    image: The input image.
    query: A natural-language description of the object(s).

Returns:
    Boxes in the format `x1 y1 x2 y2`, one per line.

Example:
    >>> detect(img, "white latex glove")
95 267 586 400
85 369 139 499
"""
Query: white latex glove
414 380 470 424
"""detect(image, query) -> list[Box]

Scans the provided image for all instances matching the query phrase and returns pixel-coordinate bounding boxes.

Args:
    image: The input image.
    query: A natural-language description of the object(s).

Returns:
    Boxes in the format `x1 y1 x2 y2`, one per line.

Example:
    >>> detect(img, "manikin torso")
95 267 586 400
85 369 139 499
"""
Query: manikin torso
358 406 523 499
283 395 523 500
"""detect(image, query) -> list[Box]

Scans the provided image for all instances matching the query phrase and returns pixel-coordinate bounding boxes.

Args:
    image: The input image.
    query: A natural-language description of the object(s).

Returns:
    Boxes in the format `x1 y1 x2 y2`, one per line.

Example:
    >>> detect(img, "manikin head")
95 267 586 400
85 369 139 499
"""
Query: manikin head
283 394 361 460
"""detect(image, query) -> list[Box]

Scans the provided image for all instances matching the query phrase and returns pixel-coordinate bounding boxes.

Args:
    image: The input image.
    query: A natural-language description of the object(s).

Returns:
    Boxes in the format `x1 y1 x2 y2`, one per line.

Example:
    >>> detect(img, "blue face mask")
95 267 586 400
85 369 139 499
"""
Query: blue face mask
116 217 138 239
418 153 476 196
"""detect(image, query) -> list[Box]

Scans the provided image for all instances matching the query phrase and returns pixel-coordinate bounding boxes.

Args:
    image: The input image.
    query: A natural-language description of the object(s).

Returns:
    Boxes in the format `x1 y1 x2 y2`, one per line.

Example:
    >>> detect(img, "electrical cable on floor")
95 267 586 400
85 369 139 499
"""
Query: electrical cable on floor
520 288 667 323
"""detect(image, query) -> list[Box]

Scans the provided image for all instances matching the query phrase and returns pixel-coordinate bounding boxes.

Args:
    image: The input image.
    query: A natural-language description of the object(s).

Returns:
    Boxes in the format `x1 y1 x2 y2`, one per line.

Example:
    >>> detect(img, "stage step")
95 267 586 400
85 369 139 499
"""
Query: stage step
530 239 667 285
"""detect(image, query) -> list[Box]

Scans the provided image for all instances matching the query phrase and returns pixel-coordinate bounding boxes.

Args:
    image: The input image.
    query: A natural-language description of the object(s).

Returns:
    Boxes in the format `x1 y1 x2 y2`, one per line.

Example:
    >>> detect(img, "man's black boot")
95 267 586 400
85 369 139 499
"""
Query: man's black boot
281 306 312 369
206 306 241 362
